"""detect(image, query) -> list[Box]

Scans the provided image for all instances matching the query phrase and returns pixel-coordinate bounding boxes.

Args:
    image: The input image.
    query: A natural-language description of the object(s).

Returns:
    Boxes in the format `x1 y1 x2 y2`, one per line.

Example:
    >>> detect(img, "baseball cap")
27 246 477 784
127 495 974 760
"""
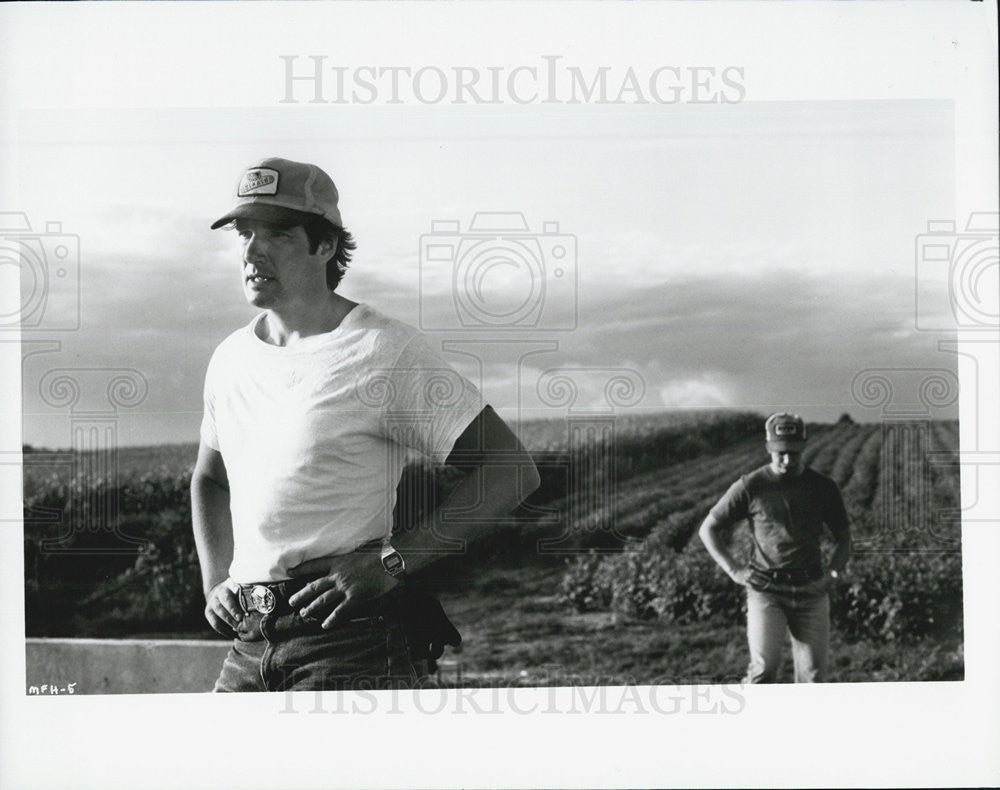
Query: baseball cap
765 412 807 452
210 157 343 230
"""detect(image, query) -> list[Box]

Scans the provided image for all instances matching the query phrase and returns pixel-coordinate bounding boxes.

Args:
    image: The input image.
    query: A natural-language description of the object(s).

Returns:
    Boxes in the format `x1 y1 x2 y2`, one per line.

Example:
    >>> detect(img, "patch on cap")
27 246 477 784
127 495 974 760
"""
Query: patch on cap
238 168 279 197
765 412 807 449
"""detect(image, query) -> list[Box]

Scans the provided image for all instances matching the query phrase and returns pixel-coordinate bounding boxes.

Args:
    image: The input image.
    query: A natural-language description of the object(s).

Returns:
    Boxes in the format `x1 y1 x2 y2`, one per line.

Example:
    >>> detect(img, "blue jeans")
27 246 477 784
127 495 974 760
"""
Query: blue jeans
745 585 830 683
213 593 424 692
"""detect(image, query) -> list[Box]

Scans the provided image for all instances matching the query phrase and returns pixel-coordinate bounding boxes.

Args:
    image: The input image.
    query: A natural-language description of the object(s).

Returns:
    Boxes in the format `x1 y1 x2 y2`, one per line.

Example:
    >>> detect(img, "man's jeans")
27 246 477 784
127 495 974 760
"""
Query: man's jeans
745 585 830 683
213 594 424 693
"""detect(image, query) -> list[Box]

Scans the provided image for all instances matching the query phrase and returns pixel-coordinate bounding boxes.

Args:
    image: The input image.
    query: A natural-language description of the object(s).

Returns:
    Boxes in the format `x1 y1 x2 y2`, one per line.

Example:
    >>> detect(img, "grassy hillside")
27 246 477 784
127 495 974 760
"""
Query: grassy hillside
21 410 964 683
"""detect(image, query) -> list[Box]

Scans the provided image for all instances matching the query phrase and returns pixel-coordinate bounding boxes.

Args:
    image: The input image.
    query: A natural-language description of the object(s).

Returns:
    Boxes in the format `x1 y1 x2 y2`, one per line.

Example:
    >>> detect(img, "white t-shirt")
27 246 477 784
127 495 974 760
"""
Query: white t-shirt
200 303 484 582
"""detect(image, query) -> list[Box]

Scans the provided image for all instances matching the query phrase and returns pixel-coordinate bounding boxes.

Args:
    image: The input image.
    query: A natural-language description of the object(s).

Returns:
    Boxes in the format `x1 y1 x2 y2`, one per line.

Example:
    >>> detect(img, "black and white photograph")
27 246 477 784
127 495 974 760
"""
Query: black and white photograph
1 1 997 788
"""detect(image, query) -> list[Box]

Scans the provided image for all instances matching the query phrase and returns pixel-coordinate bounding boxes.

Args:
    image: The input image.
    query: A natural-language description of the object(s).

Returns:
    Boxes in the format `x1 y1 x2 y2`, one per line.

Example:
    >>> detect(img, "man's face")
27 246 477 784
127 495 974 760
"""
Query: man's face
769 449 804 477
235 219 331 310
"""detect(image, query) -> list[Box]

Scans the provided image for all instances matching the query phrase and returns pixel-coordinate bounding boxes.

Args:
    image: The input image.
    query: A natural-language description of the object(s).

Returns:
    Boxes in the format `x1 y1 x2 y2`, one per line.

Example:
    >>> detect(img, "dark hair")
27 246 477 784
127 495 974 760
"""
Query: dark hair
300 214 356 291
231 210 356 291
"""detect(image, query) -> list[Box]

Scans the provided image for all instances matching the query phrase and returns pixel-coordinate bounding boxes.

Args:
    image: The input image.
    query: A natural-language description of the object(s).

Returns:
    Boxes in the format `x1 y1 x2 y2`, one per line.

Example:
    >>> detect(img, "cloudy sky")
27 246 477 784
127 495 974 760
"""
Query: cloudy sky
9 99 958 448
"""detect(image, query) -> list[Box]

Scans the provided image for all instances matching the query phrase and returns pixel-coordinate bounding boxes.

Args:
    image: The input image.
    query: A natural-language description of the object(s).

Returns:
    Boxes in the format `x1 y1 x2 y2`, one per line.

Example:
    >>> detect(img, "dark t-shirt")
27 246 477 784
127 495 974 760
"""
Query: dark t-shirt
709 464 849 571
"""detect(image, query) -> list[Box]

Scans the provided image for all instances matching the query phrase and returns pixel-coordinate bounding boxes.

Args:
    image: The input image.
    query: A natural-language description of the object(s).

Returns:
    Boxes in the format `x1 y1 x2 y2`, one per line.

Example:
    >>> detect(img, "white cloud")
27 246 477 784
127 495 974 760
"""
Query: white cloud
659 374 735 409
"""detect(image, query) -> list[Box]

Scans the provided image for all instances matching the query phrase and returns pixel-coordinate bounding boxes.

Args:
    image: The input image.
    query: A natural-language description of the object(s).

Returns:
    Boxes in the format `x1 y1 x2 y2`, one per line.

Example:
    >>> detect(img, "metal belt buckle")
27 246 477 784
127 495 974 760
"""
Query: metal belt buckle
249 585 276 614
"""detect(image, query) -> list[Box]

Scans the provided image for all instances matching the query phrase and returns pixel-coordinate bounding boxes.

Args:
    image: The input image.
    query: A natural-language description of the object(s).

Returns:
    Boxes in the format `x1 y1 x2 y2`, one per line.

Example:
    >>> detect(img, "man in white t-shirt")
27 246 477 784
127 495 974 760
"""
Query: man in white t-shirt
193 157 540 691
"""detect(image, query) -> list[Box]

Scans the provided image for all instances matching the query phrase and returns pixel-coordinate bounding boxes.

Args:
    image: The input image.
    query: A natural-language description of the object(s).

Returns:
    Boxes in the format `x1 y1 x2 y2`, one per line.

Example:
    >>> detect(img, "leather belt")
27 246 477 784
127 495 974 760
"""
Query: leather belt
750 566 821 586
237 577 394 621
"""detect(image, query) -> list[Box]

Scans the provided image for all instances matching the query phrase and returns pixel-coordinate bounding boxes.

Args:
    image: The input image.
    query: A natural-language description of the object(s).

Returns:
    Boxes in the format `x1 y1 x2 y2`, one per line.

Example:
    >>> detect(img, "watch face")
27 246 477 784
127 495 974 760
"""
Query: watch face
382 551 405 576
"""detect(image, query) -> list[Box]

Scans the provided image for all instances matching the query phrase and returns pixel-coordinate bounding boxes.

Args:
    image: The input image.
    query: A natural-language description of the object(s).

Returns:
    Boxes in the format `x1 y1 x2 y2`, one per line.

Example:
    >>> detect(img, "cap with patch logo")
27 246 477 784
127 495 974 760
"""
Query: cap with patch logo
210 157 343 230
765 412 807 452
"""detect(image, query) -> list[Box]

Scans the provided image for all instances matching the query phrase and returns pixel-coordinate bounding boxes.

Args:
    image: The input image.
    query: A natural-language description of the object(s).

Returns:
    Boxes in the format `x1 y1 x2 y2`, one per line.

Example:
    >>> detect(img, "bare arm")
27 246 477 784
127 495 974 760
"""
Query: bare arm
395 404 541 573
190 440 242 634
698 513 750 586
290 406 541 626
829 534 851 574
822 483 852 587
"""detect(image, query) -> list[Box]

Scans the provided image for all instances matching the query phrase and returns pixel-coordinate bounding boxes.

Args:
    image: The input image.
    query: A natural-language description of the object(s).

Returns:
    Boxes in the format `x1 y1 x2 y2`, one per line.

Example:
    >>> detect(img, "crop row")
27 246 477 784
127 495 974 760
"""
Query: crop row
560 542 963 642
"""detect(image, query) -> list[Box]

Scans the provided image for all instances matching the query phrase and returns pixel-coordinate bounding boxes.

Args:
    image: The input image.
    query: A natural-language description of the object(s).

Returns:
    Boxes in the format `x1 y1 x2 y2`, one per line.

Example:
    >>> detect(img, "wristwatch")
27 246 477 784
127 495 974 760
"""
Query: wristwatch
380 544 406 582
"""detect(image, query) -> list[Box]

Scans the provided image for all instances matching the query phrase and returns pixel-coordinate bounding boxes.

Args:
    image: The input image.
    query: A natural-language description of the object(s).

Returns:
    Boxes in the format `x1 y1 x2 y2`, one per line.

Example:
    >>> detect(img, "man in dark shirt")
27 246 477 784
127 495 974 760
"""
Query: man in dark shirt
699 413 851 682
